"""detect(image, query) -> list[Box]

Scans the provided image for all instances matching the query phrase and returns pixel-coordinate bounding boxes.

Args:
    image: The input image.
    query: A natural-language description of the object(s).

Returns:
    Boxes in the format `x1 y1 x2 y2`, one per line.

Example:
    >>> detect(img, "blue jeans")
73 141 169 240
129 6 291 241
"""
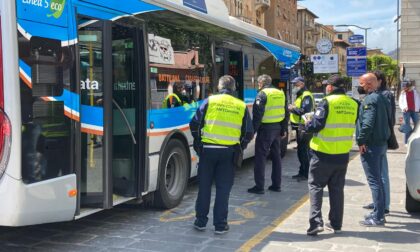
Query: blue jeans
195 146 235 229
361 145 387 221
382 155 390 210
403 111 419 143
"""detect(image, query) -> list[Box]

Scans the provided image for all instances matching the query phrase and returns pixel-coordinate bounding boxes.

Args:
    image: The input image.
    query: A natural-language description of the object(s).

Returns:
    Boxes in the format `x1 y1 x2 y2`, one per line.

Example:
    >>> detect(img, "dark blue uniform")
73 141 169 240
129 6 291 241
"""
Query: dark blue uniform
291 87 314 179
190 90 253 231
250 85 288 193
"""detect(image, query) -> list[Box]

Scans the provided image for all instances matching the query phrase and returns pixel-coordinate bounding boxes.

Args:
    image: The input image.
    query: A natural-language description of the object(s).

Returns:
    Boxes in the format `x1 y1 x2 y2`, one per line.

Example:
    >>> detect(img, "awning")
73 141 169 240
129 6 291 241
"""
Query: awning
254 38 300 69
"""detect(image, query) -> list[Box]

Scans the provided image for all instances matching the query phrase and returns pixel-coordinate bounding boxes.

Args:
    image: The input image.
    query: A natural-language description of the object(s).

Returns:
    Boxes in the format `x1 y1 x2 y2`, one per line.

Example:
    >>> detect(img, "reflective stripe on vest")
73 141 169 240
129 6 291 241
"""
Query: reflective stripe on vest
162 93 182 108
202 94 246 146
290 90 314 124
261 88 286 123
309 94 358 154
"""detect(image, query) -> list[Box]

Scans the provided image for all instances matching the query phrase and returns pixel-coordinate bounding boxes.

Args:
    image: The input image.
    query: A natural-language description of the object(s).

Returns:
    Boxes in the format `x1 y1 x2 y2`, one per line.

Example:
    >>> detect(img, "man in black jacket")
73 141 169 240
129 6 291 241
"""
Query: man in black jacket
356 73 391 226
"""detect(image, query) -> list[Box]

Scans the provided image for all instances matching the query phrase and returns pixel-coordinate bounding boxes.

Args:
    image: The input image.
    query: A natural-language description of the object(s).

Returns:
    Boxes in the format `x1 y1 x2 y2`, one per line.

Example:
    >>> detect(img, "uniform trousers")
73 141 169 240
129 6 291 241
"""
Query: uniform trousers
195 146 235 229
254 128 282 189
308 155 348 229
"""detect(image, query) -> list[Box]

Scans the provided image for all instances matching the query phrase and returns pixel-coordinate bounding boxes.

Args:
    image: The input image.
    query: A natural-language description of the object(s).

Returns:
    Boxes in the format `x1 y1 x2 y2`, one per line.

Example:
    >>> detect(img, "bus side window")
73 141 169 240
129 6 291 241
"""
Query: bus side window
30 36 63 97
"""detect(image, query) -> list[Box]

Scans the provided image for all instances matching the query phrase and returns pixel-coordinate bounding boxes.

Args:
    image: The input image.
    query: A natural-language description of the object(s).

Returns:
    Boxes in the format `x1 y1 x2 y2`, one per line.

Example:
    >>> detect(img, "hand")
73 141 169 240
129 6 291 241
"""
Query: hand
403 108 408 112
359 145 367 154
288 104 294 111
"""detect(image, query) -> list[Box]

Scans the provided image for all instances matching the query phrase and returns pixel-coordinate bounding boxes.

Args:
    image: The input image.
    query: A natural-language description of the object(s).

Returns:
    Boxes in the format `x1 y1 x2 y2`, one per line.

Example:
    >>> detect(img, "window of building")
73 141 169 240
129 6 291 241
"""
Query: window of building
338 34 343 40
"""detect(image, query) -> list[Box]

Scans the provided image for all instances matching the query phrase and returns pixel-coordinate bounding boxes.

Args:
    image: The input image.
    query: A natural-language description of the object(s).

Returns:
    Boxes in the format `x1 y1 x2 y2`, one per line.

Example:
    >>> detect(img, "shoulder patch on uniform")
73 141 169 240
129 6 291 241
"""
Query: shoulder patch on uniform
256 100 261 105
305 99 310 104
315 110 321 116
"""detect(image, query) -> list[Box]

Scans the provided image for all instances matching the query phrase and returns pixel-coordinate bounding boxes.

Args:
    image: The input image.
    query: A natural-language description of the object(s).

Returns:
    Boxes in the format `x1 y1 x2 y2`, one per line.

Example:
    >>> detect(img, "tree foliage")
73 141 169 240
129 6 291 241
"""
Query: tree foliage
367 54 398 88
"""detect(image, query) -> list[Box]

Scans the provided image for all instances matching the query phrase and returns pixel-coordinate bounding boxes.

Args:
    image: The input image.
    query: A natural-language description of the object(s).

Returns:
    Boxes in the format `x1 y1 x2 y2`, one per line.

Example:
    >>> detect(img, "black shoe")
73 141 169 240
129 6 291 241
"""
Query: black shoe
247 186 264 194
297 176 308 182
193 220 206 231
268 185 281 192
306 226 324 236
362 203 374 210
325 222 342 234
214 225 229 235
292 174 302 179
385 209 390 215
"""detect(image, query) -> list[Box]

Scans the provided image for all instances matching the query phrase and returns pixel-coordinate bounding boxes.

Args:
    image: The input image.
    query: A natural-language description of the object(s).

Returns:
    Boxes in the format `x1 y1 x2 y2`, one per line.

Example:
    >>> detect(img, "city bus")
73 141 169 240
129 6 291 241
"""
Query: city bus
0 0 300 226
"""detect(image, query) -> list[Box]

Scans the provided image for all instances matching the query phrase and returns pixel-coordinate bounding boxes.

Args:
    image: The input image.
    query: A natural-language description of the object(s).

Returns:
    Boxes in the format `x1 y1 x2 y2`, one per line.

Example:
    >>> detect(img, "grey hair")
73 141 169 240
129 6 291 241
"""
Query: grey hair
218 75 236 91
257 74 272 86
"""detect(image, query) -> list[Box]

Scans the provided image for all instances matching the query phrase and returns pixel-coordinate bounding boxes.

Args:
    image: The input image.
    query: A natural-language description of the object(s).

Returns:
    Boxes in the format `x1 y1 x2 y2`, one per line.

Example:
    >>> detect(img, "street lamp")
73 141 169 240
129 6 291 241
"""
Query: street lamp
335 24 371 48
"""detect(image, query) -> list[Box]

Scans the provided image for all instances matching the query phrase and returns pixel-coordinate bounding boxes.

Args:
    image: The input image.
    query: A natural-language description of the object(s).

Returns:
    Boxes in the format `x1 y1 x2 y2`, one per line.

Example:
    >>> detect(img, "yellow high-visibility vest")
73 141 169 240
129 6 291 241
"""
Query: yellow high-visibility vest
310 94 358 154
162 93 182 108
261 88 286 123
202 94 246 146
290 90 314 124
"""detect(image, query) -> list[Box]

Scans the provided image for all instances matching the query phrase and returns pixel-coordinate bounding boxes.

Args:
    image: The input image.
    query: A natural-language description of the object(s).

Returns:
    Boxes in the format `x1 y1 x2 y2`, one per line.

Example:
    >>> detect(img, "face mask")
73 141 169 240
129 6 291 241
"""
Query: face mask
292 87 300 95
357 86 366 95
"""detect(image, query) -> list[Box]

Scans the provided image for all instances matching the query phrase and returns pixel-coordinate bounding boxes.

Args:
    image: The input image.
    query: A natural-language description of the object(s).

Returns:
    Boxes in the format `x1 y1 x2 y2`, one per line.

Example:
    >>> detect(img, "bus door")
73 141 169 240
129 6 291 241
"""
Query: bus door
77 17 145 210
214 46 244 99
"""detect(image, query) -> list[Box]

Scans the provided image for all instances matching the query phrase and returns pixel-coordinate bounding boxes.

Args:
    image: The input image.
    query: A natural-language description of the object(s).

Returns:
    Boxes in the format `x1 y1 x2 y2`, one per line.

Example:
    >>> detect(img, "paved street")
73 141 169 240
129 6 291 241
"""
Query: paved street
1 129 419 252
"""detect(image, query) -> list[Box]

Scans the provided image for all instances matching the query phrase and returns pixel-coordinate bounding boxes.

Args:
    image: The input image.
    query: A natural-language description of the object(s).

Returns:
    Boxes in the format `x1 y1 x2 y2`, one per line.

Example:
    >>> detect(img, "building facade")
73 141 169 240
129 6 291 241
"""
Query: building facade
400 0 420 89
223 0 256 24
264 0 298 45
297 5 318 58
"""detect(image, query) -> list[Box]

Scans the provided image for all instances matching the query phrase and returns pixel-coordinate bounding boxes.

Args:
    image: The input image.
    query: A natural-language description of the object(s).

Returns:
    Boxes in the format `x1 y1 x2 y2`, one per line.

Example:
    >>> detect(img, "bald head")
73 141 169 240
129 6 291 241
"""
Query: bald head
359 73 379 93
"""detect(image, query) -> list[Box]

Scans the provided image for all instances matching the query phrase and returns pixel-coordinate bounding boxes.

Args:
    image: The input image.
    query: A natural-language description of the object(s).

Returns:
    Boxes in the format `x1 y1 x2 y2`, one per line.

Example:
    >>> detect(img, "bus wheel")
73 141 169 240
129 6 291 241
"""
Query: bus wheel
155 139 189 209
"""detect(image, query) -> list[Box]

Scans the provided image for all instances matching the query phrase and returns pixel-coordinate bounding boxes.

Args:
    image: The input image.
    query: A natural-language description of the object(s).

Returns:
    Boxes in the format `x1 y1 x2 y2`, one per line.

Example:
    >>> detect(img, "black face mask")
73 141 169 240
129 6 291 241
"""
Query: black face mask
357 86 366 95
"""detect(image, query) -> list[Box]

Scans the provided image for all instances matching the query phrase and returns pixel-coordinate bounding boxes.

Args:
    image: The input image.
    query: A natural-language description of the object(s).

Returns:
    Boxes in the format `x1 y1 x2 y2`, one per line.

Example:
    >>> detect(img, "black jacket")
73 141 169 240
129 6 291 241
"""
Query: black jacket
252 85 289 135
305 89 359 163
189 90 254 152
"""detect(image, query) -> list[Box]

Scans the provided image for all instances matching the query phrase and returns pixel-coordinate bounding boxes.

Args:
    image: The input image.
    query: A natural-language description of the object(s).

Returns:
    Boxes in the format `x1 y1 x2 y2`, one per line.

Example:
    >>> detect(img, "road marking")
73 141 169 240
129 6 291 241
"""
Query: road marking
237 154 361 252
236 194 309 252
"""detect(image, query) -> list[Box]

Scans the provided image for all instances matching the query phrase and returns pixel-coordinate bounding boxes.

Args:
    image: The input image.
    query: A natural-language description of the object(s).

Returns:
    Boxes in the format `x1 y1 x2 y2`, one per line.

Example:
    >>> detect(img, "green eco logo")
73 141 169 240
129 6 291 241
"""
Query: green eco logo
47 0 66 19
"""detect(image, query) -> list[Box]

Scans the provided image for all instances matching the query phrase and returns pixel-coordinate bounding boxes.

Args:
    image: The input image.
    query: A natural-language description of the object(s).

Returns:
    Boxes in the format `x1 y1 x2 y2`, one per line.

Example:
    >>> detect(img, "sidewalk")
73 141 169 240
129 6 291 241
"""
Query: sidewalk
248 141 420 251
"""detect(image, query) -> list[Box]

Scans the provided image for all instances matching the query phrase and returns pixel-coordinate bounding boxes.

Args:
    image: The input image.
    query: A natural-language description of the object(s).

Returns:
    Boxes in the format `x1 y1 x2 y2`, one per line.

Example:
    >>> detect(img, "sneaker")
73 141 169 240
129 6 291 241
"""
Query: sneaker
359 217 385 227
325 222 342 234
362 203 374 210
364 212 386 222
214 225 229 235
247 186 264 194
193 220 206 231
268 185 281 192
306 226 324 236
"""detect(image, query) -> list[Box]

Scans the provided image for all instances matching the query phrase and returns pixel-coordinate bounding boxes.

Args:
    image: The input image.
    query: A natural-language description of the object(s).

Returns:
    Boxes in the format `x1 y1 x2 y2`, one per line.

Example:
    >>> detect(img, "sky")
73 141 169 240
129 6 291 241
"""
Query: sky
299 0 399 53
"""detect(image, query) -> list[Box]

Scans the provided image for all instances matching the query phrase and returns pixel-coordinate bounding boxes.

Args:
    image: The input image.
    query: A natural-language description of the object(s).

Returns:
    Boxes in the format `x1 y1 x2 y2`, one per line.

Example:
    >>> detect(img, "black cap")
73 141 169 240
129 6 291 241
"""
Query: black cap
327 74 346 88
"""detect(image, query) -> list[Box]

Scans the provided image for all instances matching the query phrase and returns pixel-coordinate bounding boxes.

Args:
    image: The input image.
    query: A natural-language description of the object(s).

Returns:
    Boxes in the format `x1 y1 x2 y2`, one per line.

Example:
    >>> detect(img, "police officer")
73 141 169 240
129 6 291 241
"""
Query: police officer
162 82 186 108
289 76 314 181
248 74 288 194
304 75 359 235
190 75 253 234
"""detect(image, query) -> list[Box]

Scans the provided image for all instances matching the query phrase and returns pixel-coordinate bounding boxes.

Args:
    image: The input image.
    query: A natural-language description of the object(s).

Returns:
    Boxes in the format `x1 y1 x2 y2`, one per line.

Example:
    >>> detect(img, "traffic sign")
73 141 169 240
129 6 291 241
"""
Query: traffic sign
280 68 290 81
347 47 367 57
349 35 364 44
347 58 367 77
310 54 338 74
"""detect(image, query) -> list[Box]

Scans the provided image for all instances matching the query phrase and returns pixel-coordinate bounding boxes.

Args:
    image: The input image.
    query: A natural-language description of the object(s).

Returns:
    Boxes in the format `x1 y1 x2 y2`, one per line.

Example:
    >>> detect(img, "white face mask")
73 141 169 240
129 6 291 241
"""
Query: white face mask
292 87 300 95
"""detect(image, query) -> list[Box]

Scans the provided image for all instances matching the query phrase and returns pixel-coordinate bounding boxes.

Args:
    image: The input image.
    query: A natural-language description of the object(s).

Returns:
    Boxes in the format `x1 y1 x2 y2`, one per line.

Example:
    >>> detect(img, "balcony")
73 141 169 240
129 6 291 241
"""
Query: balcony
255 0 270 9
235 15 252 24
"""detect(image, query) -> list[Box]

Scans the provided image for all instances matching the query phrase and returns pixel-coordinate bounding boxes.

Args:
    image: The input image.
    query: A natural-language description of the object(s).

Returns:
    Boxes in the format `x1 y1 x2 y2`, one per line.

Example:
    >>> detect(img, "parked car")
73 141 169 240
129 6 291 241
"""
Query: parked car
313 93 325 107
406 122 420 212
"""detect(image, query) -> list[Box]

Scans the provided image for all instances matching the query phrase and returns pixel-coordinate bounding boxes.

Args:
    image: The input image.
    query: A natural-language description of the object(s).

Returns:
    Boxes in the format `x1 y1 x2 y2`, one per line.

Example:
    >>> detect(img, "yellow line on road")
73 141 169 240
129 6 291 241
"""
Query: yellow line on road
237 153 361 252
236 194 309 252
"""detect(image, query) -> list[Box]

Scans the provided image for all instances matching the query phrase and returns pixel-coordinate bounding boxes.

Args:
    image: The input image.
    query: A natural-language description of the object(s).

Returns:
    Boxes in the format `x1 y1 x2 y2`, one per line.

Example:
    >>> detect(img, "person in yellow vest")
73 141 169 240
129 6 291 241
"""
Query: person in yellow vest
189 75 253 234
303 75 359 235
248 74 288 194
288 77 314 181
162 82 187 108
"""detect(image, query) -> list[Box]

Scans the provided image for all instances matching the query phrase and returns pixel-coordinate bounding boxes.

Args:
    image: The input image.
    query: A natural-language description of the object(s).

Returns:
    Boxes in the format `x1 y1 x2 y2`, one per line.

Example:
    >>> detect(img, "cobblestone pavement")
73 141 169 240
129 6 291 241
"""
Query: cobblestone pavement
0 144 312 252
249 130 420 252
